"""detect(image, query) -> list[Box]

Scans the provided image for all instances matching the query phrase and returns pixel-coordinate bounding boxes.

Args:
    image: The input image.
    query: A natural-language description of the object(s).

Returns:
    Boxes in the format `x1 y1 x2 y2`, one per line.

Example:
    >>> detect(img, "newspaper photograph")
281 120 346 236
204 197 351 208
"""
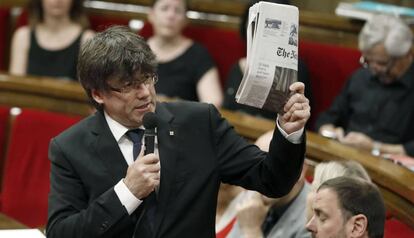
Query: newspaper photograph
236 2 299 113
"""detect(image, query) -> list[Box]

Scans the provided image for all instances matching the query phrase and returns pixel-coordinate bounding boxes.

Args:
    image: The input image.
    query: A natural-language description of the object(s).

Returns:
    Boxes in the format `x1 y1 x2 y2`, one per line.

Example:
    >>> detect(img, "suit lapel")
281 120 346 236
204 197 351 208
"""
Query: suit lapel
153 103 179 236
91 111 128 184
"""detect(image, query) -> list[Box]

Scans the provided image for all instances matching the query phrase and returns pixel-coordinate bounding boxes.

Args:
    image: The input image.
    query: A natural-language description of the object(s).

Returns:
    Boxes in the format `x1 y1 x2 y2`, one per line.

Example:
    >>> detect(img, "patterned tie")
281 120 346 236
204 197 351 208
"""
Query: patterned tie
126 129 145 160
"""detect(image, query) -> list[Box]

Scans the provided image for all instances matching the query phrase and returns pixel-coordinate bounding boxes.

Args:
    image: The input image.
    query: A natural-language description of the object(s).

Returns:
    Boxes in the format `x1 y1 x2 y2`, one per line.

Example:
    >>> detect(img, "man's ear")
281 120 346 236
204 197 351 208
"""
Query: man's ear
91 89 104 105
348 214 368 238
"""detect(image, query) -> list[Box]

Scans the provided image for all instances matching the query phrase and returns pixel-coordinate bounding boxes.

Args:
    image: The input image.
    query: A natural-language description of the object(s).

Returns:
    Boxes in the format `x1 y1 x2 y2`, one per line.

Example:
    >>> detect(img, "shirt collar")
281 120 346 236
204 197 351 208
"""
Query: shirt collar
104 111 144 142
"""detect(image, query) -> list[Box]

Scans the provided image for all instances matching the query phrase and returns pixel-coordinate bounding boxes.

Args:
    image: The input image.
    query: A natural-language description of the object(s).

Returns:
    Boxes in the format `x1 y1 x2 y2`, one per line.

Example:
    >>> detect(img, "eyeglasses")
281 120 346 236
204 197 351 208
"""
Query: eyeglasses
109 73 158 94
359 55 396 72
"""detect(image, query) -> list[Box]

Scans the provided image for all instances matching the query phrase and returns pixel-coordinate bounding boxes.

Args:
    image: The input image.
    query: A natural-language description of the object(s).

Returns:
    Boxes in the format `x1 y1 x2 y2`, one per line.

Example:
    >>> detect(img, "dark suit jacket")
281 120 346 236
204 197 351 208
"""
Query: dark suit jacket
46 101 305 238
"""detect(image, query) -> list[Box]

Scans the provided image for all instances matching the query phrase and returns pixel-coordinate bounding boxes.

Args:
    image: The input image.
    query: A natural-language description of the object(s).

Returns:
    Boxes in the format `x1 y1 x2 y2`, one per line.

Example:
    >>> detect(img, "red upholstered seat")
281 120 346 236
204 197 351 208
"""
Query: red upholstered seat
0 7 11 71
0 106 10 165
140 22 245 86
384 218 414 238
216 217 237 238
299 41 361 129
0 109 81 227
88 14 130 32
0 106 10 208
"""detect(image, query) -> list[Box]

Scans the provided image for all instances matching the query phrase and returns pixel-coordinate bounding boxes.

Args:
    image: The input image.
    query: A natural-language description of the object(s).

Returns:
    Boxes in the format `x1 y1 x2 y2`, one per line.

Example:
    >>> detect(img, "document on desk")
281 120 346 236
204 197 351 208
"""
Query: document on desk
0 229 45 237
236 2 298 113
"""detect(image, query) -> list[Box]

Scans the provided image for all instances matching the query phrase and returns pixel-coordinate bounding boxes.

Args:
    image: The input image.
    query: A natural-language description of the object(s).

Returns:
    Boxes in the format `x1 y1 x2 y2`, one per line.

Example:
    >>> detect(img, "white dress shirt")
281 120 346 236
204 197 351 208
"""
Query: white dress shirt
105 112 145 215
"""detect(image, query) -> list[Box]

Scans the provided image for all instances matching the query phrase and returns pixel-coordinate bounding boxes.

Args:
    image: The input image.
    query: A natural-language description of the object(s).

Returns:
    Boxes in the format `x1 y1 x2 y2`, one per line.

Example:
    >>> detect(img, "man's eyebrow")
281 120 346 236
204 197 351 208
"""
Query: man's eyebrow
314 208 327 217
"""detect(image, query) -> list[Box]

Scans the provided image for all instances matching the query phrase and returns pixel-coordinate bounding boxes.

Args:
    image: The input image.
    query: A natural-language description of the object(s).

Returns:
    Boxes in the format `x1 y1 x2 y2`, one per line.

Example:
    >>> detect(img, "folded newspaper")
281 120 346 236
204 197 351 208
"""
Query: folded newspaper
236 2 299 113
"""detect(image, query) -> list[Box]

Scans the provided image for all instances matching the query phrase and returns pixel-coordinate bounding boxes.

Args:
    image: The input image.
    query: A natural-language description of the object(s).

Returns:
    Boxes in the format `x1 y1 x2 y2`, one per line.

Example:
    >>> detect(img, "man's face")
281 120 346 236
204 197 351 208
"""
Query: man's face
92 73 157 128
306 188 351 238
362 43 410 84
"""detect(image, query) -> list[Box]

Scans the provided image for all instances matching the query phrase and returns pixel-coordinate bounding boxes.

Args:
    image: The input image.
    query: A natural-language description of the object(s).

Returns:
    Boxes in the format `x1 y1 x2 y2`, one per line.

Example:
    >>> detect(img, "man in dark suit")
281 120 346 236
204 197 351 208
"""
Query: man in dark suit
46 26 310 238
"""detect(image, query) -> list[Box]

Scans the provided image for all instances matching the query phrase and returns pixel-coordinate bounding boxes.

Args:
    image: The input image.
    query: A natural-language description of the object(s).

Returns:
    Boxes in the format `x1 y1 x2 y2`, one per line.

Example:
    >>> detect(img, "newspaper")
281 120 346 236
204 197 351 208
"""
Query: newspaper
236 2 299 113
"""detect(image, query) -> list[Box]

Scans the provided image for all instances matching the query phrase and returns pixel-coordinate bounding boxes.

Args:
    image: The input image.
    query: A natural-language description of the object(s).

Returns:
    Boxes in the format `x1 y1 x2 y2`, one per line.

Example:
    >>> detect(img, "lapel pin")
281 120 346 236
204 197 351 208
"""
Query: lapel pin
169 131 174 136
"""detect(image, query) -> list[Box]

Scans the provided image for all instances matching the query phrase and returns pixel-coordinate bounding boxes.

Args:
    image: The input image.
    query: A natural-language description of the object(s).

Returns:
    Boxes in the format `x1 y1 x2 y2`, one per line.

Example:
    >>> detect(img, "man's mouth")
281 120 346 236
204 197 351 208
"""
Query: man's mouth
135 102 151 111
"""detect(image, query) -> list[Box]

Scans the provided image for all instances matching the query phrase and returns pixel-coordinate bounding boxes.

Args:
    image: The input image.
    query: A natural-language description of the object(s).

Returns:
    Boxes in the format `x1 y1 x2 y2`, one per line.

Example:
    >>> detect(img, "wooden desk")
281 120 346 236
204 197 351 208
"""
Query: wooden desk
0 213 26 229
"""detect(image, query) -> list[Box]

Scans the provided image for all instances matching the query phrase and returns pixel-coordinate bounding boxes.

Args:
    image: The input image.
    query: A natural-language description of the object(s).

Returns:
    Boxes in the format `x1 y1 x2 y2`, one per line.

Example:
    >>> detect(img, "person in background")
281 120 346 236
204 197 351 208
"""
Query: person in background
316 14 414 157
46 26 310 238
216 130 311 238
306 177 385 238
223 0 312 123
9 0 94 80
147 0 223 107
306 160 371 222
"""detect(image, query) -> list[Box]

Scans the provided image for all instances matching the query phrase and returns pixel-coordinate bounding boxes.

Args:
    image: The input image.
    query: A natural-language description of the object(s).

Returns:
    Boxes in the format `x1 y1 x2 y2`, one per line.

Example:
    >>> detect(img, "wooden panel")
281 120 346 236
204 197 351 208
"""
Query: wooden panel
0 73 90 116
0 213 26 229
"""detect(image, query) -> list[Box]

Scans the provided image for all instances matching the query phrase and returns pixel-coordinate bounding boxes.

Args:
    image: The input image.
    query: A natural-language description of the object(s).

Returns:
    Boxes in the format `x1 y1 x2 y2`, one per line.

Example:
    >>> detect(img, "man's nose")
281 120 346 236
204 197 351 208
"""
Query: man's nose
136 83 151 98
305 215 317 233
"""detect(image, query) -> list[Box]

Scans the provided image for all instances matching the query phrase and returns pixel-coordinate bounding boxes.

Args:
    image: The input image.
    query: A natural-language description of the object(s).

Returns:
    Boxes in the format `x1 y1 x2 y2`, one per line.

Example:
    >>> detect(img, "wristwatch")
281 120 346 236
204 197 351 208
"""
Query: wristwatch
371 141 381 156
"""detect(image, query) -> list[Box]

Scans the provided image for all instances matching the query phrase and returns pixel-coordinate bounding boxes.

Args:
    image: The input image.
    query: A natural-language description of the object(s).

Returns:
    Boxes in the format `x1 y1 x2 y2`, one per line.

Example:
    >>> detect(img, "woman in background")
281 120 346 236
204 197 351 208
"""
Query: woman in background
147 0 223 107
9 0 94 80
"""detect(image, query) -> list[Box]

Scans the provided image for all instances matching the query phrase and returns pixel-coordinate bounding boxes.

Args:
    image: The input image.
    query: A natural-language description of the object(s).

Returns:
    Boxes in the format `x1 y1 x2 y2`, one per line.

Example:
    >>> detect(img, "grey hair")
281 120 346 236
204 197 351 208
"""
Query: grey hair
311 160 371 192
358 14 413 57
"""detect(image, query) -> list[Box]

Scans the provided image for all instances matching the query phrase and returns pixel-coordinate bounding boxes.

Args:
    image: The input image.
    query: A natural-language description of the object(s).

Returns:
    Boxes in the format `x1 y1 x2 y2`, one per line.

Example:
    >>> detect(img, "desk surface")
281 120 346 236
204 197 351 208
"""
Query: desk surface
0 213 26 229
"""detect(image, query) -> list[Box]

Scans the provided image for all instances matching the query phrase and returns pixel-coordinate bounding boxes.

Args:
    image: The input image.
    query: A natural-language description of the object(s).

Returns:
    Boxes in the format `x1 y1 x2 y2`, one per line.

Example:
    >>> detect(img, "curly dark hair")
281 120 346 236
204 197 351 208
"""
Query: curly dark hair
77 26 157 110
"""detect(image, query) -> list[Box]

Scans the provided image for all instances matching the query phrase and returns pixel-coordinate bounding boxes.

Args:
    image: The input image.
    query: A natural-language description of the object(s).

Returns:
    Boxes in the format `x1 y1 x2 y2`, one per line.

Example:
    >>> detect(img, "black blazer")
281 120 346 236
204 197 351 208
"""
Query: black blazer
46 101 305 238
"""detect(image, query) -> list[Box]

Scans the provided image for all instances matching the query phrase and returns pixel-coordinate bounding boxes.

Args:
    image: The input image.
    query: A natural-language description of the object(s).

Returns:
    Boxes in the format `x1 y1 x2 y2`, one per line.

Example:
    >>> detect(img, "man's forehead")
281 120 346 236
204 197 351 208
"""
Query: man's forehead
364 43 390 59
314 188 339 208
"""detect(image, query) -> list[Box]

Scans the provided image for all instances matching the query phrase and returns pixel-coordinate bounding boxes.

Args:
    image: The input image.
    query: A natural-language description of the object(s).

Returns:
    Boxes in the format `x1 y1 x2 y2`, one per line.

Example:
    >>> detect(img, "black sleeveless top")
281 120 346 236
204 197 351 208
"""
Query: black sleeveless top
27 30 82 80
155 43 215 101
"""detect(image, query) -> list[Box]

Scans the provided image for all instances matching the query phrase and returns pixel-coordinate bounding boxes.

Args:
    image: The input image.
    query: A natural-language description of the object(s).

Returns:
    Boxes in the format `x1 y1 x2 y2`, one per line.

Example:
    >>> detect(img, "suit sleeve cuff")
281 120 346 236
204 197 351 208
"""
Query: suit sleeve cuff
114 179 143 215
276 116 304 144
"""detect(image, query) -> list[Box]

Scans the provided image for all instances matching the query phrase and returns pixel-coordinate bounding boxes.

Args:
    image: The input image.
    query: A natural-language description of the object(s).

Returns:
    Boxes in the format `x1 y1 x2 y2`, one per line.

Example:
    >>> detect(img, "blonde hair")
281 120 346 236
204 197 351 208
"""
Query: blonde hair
312 160 371 192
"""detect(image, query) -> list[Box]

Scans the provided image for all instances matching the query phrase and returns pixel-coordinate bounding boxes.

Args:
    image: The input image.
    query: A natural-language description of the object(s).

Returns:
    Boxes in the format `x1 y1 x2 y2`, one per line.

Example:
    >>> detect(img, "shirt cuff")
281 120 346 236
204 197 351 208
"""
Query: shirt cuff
114 179 143 215
276 116 304 144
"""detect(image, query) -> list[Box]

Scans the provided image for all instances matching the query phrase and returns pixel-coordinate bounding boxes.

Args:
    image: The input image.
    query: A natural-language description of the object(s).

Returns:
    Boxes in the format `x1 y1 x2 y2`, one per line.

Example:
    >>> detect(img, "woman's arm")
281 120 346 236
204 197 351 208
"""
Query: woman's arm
9 26 30 75
197 67 223 108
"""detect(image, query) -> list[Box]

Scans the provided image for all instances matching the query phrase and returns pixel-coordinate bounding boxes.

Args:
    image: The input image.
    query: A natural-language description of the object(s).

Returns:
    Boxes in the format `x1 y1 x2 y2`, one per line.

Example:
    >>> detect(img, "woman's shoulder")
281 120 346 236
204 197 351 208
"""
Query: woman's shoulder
12 26 31 48
13 26 31 41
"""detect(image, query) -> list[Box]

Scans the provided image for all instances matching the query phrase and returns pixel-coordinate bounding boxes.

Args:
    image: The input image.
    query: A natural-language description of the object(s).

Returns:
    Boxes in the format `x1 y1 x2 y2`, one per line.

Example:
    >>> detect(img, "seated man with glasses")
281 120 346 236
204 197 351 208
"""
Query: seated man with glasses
315 14 414 157
46 26 310 238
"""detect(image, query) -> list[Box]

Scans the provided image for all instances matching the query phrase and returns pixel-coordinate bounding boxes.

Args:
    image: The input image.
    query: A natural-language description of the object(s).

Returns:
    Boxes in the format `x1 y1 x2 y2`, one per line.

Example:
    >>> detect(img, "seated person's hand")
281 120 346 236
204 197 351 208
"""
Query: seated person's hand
339 131 373 151
279 82 310 134
319 124 345 140
236 191 268 237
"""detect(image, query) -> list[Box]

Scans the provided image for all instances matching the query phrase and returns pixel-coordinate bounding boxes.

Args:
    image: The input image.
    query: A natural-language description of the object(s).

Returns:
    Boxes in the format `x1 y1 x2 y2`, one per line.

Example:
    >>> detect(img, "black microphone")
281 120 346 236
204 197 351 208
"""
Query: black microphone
143 112 158 155
142 112 159 201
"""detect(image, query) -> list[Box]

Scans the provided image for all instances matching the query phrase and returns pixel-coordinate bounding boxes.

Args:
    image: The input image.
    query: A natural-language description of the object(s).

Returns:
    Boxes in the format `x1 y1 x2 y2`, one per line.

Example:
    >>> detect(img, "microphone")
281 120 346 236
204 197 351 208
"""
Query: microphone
142 112 160 199
142 112 158 155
